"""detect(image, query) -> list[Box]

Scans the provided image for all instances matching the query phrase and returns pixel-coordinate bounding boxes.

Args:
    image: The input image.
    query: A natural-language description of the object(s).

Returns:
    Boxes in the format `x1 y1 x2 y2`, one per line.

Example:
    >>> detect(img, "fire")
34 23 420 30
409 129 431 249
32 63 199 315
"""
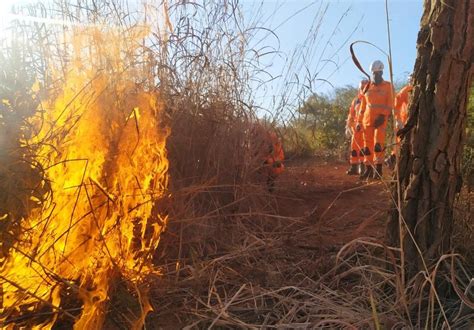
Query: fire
0 26 169 328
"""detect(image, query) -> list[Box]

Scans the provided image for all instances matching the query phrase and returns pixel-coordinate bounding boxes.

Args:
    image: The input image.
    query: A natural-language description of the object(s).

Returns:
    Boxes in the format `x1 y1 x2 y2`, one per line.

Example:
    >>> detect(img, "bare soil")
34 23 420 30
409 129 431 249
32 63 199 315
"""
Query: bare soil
273 158 392 249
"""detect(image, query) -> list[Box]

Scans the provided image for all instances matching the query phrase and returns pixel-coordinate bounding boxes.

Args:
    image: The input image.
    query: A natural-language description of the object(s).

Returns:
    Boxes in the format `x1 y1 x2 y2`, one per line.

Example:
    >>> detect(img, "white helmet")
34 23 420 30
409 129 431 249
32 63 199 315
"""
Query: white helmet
370 60 384 72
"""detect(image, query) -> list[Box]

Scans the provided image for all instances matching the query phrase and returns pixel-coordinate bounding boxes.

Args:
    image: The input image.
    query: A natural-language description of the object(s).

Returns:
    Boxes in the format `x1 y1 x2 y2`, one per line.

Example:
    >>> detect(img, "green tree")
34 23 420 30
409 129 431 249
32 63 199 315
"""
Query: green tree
284 86 357 158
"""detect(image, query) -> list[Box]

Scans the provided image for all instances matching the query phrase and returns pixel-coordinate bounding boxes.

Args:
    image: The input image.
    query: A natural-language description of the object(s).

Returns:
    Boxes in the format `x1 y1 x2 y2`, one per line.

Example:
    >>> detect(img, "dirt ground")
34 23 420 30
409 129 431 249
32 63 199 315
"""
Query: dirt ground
273 158 393 249
148 157 397 327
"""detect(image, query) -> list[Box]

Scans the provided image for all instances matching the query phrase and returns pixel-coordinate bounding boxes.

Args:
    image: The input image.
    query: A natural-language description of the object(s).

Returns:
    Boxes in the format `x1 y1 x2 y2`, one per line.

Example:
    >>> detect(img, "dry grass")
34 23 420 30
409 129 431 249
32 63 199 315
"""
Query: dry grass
453 187 474 265
149 220 474 328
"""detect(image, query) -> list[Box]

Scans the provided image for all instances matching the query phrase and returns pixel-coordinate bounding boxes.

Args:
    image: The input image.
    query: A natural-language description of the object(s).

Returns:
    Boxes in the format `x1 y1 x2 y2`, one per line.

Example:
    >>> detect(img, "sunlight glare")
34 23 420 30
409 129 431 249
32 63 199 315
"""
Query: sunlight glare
0 0 17 39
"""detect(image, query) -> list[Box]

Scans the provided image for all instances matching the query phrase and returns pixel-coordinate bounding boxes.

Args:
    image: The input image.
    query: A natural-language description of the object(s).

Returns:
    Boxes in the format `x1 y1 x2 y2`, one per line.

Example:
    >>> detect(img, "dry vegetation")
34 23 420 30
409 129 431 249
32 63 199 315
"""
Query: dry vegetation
0 0 472 329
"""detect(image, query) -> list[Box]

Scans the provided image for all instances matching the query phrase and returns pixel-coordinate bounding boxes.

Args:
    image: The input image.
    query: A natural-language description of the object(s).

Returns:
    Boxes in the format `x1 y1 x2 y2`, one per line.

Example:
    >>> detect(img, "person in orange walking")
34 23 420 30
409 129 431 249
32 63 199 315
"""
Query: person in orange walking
345 79 369 175
385 79 413 169
358 60 394 180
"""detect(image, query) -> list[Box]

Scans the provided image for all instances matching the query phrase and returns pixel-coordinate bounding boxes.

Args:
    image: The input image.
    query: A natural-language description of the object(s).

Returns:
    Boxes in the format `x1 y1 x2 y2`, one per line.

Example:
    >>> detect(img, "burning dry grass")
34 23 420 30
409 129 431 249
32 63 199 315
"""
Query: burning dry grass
0 0 283 327
0 2 170 328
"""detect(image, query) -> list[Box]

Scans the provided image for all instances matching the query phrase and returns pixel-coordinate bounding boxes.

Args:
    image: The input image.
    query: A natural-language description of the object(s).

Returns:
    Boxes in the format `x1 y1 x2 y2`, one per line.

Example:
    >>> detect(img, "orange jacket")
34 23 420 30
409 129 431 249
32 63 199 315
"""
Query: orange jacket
347 94 364 128
394 85 413 124
265 132 285 176
359 81 394 127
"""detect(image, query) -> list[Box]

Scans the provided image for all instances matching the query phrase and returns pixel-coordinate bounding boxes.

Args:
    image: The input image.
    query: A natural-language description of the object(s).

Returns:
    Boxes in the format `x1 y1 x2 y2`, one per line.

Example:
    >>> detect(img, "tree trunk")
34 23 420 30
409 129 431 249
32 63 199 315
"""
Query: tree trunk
387 0 474 275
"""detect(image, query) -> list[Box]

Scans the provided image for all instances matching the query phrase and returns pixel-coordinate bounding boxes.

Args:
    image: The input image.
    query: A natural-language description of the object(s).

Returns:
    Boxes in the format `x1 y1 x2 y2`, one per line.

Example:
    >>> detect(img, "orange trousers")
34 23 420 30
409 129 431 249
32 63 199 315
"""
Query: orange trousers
350 128 364 164
363 123 387 165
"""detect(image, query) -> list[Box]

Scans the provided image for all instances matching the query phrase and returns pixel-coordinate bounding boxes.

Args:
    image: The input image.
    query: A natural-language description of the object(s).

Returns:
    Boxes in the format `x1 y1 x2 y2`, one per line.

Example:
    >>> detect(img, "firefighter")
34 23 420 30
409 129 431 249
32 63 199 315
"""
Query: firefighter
358 60 394 180
385 81 413 170
264 131 285 192
345 79 369 175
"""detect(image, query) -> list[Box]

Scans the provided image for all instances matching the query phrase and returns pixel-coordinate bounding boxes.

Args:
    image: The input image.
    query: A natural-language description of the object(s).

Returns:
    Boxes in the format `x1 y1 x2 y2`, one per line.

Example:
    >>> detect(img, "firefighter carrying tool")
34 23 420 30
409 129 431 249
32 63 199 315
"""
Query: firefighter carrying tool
358 60 394 180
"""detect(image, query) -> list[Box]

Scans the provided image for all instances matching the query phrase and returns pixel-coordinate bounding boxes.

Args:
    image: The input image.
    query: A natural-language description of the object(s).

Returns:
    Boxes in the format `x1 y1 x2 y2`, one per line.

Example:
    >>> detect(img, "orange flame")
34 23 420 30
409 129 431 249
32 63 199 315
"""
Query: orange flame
1 26 168 328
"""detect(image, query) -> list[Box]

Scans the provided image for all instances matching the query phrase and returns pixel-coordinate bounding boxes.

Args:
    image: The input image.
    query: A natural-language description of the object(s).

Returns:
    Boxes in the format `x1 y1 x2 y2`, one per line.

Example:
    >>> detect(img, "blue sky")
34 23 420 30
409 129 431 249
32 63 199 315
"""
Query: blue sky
0 0 422 91
0 0 423 116
240 0 424 114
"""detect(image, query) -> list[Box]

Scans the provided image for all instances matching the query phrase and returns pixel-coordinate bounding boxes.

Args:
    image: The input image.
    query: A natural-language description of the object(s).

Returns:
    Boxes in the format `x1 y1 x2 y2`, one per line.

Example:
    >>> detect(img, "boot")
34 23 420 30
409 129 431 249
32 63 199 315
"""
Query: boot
373 164 383 180
359 163 365 176
346 164 358 175
359 165 373 180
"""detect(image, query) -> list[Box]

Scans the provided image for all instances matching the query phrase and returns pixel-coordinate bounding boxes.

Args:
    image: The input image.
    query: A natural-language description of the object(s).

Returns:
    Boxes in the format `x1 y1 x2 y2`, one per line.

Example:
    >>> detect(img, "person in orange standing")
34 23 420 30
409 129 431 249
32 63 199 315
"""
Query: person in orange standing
358 60 394 180
385 80 413 169
345 79 369 175
264 131 285 192
251 124 285 192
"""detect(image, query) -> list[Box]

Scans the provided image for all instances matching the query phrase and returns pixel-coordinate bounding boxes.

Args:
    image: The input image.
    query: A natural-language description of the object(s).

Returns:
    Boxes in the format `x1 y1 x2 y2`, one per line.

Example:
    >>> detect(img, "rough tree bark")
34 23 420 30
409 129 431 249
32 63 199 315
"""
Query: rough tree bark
387 0 473 275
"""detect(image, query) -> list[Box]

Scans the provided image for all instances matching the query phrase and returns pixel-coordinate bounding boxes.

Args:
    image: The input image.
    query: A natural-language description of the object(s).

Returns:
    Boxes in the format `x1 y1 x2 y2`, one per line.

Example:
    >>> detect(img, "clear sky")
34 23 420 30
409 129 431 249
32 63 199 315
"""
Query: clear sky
240 0 424 114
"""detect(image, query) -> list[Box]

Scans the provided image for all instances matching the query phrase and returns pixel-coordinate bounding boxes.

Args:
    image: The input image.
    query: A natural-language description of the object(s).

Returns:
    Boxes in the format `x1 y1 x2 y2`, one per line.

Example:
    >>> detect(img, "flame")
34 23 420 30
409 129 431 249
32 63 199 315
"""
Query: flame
0 26 168 328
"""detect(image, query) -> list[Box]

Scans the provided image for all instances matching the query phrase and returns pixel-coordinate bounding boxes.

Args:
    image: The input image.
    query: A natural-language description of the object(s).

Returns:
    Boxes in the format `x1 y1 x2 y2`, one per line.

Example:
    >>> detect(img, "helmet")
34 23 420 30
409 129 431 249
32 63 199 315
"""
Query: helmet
358 79 369 90
370 60 384 72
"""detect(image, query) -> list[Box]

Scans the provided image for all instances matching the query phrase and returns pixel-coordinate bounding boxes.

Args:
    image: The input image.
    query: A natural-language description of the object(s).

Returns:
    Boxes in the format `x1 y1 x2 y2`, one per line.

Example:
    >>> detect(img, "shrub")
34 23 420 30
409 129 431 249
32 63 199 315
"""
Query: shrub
282 86 357 160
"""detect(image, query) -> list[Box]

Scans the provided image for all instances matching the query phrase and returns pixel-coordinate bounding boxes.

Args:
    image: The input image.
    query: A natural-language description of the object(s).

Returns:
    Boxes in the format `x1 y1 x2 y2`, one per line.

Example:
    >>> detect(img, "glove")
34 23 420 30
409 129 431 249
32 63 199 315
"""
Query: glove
374 114 385 128
345 125 352 138
395 119 404 130
355 123 362 132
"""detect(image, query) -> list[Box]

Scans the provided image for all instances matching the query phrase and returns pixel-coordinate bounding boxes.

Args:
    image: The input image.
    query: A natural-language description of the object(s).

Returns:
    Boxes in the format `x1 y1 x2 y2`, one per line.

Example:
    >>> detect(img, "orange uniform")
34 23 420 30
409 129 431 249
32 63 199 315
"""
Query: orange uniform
359 80 394 165
394 85 413 125
392 84 413 155
347 94 365 164
262 132 284 192
265 132 285 176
